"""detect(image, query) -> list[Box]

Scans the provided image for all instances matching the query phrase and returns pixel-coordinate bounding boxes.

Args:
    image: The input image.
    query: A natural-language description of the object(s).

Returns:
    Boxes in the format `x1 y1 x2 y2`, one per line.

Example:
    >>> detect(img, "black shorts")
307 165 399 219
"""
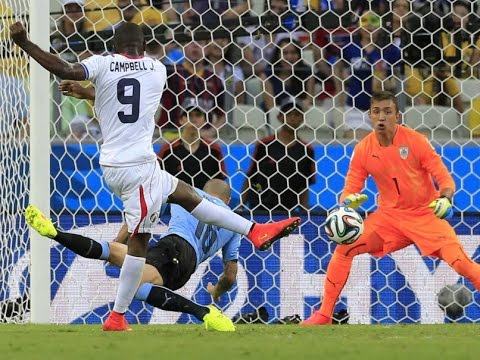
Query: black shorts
146 234 197 291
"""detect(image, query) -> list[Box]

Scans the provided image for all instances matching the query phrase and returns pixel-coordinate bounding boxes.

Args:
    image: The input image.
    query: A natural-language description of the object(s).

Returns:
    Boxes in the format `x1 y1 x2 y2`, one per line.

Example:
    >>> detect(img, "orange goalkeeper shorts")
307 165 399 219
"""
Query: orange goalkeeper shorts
362 208 459 257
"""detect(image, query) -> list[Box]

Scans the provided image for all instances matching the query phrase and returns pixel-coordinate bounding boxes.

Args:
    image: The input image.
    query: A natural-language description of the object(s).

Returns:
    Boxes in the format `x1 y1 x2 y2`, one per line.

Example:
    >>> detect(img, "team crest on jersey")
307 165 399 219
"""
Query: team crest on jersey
399 146 409 159
150 212 159 224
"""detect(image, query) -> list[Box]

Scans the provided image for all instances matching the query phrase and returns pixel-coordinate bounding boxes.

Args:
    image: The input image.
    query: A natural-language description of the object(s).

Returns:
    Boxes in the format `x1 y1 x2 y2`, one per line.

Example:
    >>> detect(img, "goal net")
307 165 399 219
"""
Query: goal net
1 0 479 324
0 0 30 323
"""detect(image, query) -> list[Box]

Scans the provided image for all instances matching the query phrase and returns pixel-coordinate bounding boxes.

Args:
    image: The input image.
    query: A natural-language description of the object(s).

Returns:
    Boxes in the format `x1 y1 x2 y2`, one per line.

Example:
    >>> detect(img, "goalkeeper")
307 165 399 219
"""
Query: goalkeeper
26 179 239 331
303 91 480 325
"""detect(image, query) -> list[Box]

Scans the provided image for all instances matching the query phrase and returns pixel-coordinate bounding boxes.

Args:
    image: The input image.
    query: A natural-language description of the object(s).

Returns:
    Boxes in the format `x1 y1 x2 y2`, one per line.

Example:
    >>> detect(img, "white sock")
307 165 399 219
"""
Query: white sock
191 198 253 235
113 254 146 314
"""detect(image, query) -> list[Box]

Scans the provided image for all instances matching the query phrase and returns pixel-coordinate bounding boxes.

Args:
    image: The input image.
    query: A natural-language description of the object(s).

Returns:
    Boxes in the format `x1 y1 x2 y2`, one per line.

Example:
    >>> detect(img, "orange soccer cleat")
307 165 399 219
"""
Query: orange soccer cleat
300 311 332 326
248 217 301 250
102 311 132 332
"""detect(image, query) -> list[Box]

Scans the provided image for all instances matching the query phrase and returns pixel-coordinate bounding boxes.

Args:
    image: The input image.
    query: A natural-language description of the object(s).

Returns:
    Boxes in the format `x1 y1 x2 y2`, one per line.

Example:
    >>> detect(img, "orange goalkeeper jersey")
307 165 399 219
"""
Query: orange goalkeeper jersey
341 125 456 212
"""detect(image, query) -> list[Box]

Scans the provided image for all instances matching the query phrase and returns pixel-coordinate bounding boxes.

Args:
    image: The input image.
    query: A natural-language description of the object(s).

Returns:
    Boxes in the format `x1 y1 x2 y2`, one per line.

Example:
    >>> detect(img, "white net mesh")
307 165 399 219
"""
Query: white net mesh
1 0 479 324
0 0 30 323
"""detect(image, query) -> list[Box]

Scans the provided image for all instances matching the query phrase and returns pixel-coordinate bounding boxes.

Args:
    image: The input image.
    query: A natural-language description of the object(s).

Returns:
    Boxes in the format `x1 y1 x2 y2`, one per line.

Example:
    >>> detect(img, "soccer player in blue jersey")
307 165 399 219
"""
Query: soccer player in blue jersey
26 179 242 331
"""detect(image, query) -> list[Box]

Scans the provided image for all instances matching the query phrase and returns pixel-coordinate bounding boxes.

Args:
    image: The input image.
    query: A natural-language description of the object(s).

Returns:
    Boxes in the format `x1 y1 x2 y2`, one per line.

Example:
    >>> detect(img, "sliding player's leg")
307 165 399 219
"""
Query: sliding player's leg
26 202 138 331
136 235 235 331
25 204 111 260
135 284 235 331
122 236 233 331
301 211 410 326
26 208 137 271
26 206 234 331
169 180 300 250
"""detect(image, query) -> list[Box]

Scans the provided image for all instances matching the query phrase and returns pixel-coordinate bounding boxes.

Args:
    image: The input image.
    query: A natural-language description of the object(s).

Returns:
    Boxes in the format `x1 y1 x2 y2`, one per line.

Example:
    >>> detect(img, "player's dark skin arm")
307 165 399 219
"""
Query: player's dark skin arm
10 22 86 80
59 80 96 100
207 260 238 302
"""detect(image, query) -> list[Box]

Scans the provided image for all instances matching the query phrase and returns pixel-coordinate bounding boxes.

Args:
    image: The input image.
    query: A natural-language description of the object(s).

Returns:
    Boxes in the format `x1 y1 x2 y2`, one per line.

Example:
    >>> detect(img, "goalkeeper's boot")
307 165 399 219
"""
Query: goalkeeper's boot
25 205 57 239
102 311 132 332
203 305 236 332
248 217 301 250
300 311 332 326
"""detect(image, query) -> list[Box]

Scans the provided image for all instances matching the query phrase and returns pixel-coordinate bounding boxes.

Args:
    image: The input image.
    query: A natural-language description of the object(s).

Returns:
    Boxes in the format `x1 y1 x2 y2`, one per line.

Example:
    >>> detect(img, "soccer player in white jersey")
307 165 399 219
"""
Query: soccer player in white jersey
11 21 300 331
26 179 243 331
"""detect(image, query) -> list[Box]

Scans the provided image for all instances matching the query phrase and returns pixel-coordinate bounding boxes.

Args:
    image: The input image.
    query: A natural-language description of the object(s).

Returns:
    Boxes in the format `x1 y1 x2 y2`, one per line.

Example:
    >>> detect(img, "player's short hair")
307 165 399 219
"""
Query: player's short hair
113 22 144 51
203 179 231 202
370 91 399 112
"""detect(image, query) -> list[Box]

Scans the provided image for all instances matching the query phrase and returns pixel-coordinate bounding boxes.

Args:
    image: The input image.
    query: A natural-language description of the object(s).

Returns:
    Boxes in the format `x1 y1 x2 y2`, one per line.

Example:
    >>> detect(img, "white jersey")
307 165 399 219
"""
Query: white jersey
81 54 167 166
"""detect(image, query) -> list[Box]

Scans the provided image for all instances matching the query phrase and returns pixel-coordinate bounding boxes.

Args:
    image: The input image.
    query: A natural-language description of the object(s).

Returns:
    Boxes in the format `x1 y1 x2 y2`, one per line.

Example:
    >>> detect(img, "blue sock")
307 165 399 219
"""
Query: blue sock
99 241 110 260
135 283 153 301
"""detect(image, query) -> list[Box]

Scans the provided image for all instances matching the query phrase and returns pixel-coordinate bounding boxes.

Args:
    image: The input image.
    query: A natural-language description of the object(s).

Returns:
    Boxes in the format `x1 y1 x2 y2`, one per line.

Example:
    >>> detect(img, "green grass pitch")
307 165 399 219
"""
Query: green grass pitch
0 324 478 360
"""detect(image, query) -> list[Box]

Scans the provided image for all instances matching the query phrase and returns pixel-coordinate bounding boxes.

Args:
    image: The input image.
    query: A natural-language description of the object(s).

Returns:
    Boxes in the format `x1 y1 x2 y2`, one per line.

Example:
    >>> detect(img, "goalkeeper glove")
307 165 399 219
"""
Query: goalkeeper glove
428 196 453 220
341 193 368 210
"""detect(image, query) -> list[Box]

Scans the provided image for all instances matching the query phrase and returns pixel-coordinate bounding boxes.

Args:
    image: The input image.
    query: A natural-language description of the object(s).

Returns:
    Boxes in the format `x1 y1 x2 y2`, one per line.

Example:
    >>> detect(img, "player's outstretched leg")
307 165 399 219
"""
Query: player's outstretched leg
25 205 58 238
172 181 301 251
136 284 235 332
25 205 110 260
190 195 300 250
248 217 301 250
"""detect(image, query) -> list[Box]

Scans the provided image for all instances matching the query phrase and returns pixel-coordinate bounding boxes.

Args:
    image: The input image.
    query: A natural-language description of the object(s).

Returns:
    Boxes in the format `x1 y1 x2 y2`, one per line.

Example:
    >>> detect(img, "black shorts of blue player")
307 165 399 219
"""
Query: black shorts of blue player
146 234 197 290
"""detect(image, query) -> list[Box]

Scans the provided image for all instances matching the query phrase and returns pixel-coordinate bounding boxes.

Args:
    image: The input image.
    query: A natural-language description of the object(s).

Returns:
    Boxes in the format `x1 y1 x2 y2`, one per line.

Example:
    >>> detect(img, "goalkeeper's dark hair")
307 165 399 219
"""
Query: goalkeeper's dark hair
370 91 399 113
113 22 145 53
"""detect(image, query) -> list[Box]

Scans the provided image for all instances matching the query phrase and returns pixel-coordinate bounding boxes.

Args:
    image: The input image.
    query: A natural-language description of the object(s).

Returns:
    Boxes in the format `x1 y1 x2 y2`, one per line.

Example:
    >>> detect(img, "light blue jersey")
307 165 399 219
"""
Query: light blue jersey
161 189 241 269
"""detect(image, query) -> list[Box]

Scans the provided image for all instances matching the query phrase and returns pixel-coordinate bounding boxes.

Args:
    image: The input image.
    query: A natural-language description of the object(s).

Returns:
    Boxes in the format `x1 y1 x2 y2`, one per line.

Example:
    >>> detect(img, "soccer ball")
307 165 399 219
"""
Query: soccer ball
324 207 364 245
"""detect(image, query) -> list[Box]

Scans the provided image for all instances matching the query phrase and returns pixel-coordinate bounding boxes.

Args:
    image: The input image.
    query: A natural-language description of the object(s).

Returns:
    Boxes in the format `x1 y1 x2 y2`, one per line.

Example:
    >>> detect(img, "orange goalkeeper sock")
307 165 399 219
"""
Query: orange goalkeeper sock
438 244 480 290
319 251 354 318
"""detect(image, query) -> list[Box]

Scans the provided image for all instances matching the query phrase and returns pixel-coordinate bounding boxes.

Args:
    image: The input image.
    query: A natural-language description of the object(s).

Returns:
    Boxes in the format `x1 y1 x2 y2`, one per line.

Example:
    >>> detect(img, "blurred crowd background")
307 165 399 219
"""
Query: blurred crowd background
2 0 480 145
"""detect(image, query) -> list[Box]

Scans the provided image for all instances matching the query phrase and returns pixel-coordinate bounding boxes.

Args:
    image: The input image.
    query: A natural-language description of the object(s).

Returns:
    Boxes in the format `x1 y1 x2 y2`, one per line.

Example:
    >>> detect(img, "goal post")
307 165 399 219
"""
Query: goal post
29 0 51 323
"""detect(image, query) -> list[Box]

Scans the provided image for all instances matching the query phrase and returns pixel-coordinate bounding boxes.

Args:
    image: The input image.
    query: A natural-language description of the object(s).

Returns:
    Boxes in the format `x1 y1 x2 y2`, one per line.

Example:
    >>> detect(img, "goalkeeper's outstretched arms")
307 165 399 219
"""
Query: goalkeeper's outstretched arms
10 22 86 80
